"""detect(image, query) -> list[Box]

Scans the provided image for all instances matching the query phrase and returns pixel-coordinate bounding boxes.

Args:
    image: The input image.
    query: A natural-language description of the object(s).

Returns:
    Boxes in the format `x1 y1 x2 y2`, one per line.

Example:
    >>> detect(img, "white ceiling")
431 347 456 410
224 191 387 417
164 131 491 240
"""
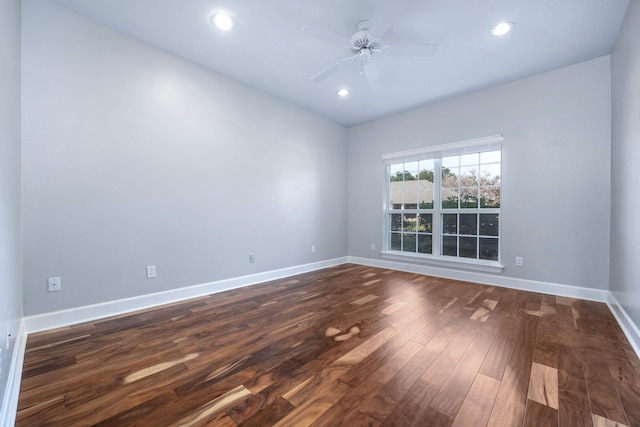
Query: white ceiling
51 0 629 126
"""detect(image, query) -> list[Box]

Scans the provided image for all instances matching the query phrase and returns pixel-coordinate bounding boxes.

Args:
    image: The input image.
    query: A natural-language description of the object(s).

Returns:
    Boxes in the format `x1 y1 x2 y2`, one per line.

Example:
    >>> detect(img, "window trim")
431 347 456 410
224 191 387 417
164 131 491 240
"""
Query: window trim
380 250 504 273
382 134 504 273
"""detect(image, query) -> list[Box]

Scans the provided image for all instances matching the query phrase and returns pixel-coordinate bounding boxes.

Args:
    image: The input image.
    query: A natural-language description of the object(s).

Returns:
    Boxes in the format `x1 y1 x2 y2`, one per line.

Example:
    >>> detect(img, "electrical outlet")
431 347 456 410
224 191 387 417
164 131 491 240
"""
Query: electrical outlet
146 265 156 278
48 277 61 292
311 245 316 254
249 254 255 263
370 243 376 251
515 256 524 267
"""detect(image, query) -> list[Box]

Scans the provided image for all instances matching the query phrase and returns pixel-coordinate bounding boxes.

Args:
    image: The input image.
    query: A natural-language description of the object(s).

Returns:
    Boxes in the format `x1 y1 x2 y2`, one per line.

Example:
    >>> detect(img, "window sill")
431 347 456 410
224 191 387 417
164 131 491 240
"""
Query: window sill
380 251 504 274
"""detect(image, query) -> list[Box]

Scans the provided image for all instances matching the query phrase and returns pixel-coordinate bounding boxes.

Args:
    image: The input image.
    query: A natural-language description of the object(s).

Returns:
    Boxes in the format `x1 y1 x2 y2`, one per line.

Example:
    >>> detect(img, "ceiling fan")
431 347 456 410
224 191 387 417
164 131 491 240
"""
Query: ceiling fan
300 0 438 92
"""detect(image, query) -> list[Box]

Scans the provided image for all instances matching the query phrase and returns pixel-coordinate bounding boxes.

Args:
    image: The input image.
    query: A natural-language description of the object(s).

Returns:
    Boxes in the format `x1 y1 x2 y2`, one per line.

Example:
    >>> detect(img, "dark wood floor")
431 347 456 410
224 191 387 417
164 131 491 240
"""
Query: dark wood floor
16 264 640 426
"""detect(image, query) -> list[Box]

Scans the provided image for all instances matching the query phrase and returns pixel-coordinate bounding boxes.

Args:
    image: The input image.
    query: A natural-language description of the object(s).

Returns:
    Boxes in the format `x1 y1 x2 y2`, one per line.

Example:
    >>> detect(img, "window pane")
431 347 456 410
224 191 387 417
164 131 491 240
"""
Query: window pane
480 214 499 236
389 178 402 209
390 163 404 175
442 214 457 234
390 170 404 182
403 183 418 209
404 171 417 181
480 163 501 186
418 169 433 183
418 169 434 183
419 201 433 209
405 161 419 173
480 150 501 164
460 153 479 166
441 189 459 209
479 237 499 260
442 155 459 168
417 180 433 209
390 233 401 251
391 170 418 182
459 214 477 235
442 236 457 256
480 187 500 208
460 237 477 258
418 234 432 254
460 167 478 187
390 214 402 231
419 159 434 172
403 233 416 252
442 167 458 188
403 214 417 231
419 214 433 233
460 187 479 209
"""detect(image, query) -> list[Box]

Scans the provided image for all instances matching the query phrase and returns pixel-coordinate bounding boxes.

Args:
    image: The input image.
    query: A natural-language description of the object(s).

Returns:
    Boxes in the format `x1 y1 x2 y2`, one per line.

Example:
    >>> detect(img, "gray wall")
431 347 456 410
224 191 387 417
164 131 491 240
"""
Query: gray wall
21 0 348 316
610 0 640 326
348 56 612 289
0 0 22 402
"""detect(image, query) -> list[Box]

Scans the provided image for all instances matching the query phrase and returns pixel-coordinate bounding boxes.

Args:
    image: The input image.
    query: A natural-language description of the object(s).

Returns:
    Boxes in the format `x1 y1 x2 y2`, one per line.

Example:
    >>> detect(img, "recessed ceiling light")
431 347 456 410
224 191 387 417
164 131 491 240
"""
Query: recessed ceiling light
212 13 233 31
337 89 350 97
491 21 514 36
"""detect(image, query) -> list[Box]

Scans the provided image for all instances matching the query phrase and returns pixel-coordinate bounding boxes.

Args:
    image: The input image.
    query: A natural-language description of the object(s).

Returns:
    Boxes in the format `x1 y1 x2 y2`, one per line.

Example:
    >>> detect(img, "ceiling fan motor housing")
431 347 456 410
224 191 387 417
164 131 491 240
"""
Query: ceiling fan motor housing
350 20 382 55
350 34 382 54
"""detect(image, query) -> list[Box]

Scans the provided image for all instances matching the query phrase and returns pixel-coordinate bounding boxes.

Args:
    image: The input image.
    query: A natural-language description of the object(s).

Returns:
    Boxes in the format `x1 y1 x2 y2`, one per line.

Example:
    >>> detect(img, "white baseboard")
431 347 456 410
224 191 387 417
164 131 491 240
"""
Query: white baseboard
24 257 348 333
347 256 608 302
606 293 640 358
0 319 26 427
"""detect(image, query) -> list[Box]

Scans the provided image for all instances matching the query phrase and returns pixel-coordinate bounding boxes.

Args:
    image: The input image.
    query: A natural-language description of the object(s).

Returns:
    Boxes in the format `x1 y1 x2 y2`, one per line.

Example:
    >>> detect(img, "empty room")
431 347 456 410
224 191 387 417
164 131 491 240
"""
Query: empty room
1 0 640 425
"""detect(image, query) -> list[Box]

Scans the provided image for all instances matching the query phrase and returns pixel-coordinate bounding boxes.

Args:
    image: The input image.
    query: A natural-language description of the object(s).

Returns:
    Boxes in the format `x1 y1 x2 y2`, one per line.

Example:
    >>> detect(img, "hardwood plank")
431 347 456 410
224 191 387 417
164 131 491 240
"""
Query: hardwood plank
356 327 456 424
91 391 180 426
523 399 559 427
487 314 539 427
479 318 519 380
583 361 629 425
382 301 408 315
615 380 640 427
429 331 495 416
486 365 529 427
312 340 422 426
419 407 454 427
351 294 379 305
592 414 630 427
527 362 558 409
558 344 593 427
380 320 479 426
273 366 351 426
470 299 498 322
239 397 296 427
450 374 500 427
171 385 251 426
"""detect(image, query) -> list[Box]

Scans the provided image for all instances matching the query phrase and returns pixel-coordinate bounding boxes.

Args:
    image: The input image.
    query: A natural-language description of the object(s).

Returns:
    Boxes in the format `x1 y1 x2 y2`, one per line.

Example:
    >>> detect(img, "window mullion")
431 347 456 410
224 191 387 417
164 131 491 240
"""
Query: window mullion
433 158 442 256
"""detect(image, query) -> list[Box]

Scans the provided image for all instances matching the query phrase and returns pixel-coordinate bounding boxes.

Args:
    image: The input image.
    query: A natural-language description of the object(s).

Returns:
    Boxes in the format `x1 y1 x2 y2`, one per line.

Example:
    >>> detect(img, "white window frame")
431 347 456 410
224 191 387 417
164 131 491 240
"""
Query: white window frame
381 135 504 274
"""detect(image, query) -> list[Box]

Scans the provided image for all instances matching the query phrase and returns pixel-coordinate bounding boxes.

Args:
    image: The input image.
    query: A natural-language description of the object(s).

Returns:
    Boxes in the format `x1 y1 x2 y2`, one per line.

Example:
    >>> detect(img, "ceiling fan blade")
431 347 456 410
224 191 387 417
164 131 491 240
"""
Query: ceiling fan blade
300 25 350 47
363 60 383 92
311 56 354 82
385 43 438 58
370 0 409 39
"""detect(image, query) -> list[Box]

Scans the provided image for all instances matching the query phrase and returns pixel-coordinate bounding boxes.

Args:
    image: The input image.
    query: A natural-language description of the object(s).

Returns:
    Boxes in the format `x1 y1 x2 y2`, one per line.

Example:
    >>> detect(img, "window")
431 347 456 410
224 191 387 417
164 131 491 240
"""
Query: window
383 135 502 271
